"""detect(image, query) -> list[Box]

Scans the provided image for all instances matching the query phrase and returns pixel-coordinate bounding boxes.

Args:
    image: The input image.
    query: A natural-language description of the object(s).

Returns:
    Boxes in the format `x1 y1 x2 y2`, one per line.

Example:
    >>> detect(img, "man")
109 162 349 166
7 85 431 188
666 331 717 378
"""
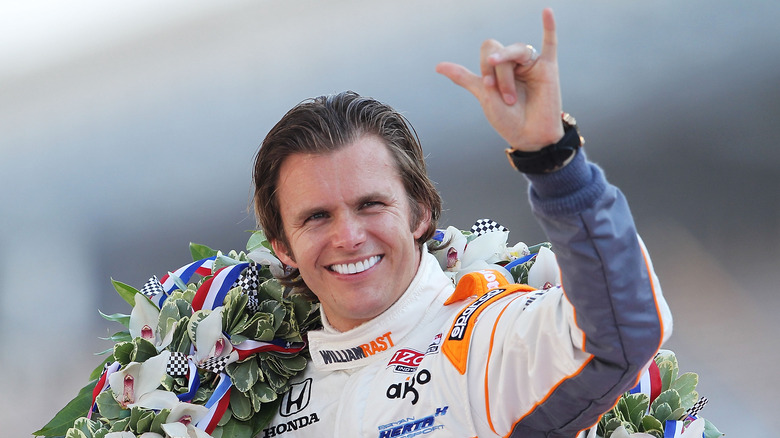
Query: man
252 8 671 438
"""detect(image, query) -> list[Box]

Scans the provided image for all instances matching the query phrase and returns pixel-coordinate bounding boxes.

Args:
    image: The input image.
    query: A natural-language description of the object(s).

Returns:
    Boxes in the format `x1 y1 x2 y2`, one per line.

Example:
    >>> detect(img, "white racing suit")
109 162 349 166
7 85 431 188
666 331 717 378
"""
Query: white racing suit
260 151 672 438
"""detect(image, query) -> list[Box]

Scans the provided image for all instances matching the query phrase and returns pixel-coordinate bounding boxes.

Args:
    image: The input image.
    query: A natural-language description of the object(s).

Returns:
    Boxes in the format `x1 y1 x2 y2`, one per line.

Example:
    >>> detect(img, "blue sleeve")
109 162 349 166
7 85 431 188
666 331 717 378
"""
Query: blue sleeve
511 150 669 437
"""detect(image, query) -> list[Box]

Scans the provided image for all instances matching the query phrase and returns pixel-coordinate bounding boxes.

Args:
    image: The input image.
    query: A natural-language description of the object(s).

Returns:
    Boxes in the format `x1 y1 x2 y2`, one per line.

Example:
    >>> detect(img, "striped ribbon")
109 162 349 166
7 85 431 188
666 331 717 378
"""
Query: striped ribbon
176 358 201 402
195 372 232 434
629 359 662 404
233 338 306 360
161 256 215 289
88 361 121 419
191 263 249 311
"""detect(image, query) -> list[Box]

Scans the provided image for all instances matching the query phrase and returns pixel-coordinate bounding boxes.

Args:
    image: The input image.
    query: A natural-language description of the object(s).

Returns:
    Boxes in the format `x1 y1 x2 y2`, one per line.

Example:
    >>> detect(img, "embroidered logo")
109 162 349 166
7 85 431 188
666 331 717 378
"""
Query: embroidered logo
319 331 394 364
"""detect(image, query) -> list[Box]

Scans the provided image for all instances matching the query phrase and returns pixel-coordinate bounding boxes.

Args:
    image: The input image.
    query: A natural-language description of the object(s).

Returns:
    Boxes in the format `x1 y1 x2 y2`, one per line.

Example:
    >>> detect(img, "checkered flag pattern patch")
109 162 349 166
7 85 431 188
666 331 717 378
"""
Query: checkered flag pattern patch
686 396 708 418
234 264 261 313
166 352 189 377
140 275 165 298
200 355 232 374
470 218 508 236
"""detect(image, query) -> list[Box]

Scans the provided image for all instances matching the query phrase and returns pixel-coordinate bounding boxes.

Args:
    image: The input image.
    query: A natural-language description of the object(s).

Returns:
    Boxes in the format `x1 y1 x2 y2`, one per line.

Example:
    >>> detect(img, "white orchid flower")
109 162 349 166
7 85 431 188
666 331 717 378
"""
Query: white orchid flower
247 246 285 278
130 294 175 351
159 402 212 438
502 240 530 261
432 226 514 276
139 434 165 438
109 351 179 410
193 307 237 365
527 246 561 289
459 230 510 268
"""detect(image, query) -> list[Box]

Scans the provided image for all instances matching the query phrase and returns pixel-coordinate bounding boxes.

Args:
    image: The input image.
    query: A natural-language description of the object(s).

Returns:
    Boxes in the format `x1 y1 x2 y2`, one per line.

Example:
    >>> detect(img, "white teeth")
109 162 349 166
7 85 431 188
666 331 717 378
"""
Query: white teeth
330 256 380 275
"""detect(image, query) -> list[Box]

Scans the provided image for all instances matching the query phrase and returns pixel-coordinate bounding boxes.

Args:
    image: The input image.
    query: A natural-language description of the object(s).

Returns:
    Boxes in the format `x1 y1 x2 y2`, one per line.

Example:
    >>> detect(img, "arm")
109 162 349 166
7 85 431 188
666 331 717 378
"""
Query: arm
437 8 672 436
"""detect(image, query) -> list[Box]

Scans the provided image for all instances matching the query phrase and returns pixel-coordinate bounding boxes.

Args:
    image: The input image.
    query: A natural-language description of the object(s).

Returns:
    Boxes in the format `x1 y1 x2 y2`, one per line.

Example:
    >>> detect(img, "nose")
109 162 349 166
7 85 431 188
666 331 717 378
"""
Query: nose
331 213 366 249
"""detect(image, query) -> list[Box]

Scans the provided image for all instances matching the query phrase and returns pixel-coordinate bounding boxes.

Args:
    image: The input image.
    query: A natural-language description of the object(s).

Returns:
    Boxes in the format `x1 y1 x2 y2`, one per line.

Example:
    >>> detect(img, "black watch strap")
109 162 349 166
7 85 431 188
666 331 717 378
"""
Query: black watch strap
505 114 582 174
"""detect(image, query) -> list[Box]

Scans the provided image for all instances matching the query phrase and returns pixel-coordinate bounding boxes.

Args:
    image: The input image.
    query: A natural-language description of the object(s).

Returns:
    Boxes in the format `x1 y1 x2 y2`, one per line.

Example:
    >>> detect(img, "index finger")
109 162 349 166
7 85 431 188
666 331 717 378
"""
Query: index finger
540 8 557 62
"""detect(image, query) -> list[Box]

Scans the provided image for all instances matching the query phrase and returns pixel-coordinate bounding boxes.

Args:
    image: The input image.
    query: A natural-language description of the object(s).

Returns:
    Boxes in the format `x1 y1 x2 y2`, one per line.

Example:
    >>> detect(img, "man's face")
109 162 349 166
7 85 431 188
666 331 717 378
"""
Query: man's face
271 135 429 332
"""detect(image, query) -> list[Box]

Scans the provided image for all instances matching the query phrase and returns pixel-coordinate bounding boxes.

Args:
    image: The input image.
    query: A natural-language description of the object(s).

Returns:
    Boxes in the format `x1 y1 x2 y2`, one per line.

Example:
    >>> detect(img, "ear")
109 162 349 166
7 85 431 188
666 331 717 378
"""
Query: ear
271 239 298 268
412 204 432 240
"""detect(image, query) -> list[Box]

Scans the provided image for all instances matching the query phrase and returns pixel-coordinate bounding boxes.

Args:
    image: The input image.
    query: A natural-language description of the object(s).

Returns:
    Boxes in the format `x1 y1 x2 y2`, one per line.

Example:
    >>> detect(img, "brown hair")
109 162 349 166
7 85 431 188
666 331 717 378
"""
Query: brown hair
252 91 441 287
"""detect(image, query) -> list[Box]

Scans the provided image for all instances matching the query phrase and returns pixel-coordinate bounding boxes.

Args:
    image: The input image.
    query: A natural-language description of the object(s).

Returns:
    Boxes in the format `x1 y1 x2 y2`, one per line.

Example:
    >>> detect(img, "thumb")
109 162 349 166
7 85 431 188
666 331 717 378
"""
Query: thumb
436 62 482 98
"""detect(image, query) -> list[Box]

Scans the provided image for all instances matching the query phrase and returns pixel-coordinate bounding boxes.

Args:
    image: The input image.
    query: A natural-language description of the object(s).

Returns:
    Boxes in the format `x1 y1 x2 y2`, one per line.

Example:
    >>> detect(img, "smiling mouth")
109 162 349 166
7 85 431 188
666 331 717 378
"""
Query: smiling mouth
328 255 382 275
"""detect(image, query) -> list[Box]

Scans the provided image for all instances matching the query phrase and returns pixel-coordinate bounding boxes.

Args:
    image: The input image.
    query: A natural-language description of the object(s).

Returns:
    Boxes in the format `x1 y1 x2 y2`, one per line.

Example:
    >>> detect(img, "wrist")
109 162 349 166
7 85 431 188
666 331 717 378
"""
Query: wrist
505 113 582 174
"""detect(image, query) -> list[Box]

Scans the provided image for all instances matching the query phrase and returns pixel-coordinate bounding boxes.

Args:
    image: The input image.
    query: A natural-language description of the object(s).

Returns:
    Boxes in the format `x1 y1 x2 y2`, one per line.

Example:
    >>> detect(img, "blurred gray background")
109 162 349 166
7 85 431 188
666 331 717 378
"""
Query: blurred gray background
2 0 778 436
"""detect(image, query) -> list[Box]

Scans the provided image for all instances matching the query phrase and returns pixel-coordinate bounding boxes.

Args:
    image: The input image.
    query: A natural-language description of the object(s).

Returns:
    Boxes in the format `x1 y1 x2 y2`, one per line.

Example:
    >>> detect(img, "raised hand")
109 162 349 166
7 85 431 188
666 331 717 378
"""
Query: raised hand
436 8 564 152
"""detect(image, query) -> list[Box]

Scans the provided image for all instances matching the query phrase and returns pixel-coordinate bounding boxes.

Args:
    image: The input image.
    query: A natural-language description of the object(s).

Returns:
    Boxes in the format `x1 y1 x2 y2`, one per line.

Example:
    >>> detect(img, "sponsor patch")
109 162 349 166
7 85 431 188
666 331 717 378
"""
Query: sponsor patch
386 369 432 405
388 348 425 373
377 406 449 438
262 413 320 437
442 280 534 375
319 331 394 364
279 378 312 417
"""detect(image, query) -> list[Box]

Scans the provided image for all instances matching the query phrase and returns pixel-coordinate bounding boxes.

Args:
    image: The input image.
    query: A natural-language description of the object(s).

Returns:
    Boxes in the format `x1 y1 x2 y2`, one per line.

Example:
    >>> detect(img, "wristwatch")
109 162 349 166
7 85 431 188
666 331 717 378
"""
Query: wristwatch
504 113 582 174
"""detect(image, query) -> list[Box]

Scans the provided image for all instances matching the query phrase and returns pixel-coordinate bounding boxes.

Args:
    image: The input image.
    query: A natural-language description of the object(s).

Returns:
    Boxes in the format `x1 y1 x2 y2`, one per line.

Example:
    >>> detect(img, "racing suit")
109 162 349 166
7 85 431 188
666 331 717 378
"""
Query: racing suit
260 150 672 438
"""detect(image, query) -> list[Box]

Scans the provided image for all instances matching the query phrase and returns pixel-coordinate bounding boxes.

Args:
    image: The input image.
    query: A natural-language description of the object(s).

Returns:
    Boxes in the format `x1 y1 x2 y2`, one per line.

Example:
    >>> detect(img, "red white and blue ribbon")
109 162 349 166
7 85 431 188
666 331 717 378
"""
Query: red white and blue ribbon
176 358 201 402
195 372 232 434
233 338 306 360
191 263 249 312
161 257 216 291
664 420 684 437
88 361 121 419
629 359 662 404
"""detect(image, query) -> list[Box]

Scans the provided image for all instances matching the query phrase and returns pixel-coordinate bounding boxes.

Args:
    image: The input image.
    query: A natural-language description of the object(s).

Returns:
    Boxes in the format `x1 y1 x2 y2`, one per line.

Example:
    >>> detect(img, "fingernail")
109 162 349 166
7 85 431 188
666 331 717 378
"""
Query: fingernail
503 93 516 104
483 75 496 87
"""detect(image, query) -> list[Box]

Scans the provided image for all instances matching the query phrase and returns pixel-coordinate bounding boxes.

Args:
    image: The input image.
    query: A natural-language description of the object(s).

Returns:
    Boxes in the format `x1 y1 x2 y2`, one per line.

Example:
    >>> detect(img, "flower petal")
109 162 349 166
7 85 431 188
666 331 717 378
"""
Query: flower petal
135 351 171 397
194 308 224 363
130 294 161 341
162 422 190 438
461 231 509 268
168 402 210 425
133 389 180 410
527 246 560 289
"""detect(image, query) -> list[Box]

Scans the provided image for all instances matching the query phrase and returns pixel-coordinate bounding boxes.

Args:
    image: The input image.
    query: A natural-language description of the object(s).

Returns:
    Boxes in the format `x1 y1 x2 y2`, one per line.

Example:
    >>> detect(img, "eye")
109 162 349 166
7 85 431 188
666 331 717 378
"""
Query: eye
304 211 328 223
360 201 383 209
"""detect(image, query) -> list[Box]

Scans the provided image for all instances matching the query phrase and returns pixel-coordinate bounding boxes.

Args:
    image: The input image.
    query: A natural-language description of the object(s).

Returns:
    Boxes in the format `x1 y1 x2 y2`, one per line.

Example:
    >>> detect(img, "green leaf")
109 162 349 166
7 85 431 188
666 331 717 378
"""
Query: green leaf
703 418 724 438
33 380 96 436
191 242 219 261
656 354 679 392
246 230 271 253
150 409 170 435
95 391 123 420
65 428 88 438
640 414 664 437
99 310 130 328
111 279 141 308
99 331 132 343
135 409 155 433
113 343 133 365
228 359 261 393
249 381 278 412
216 418 254 438
188 309 212 345
130 338 157 363
622 393 649 426
671 372 699 408
652 389 681 413
109 417 130 432
230 390 253 421
259 278 284 302
651 403 673 423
